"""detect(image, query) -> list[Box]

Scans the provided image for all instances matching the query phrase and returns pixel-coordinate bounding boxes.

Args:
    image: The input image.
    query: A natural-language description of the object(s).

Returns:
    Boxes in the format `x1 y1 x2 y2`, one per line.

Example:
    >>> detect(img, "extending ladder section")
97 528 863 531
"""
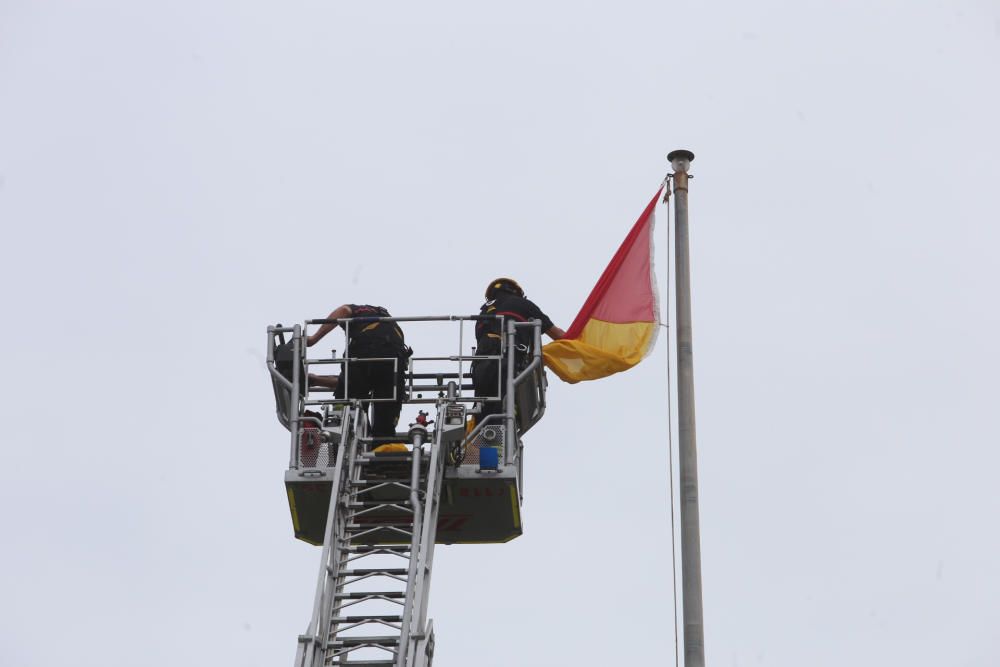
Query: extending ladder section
295 407 450 667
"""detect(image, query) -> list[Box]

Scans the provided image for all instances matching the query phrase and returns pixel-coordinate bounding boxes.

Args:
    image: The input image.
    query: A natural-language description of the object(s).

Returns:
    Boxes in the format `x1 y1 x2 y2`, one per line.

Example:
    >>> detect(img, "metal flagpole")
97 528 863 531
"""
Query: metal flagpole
668 148 705 666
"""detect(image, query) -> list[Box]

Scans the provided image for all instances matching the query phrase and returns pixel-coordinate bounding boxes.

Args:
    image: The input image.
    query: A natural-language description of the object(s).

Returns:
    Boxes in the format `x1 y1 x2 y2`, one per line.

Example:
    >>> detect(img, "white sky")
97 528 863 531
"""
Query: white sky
2 2 1000 665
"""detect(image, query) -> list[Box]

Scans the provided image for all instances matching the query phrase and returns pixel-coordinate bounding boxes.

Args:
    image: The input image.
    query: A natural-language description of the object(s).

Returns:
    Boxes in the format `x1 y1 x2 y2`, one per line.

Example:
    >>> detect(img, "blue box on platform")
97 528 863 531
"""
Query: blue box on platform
479 446 499 470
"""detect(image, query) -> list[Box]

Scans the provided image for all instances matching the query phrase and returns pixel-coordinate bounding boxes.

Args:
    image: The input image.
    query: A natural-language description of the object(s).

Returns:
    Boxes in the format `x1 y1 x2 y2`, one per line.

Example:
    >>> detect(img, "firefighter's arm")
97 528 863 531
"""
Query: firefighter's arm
546 325 566 340
308 304 353 347
308 373 339 390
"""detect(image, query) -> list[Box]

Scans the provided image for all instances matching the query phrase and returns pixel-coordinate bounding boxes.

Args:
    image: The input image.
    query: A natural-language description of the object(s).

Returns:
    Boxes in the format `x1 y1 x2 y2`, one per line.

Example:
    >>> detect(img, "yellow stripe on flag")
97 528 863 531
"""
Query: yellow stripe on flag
543 319 657 383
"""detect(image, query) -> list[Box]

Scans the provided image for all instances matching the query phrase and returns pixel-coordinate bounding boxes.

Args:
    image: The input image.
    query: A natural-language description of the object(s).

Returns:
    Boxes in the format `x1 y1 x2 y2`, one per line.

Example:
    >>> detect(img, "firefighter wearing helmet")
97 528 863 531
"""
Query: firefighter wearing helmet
472 278 566 423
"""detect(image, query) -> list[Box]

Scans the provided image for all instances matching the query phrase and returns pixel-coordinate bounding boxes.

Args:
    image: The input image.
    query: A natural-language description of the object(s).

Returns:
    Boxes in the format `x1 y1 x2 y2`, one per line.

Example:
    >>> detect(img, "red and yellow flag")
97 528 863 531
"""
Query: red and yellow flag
543 190 661 383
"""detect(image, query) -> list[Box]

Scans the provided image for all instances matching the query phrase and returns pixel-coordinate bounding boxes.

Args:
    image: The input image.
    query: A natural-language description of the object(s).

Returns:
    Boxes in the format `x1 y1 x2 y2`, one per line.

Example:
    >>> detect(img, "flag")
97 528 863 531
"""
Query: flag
542 189 662 383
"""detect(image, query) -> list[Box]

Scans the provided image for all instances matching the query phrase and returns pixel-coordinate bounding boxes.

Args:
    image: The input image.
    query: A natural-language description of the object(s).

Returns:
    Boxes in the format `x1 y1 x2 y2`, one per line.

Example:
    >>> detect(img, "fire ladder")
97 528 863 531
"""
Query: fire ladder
268 315 547 667
293 404 453 666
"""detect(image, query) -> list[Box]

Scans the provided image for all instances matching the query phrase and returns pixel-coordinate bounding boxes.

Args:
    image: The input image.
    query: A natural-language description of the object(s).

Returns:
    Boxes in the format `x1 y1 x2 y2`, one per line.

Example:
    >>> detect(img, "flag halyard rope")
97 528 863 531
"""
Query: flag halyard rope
664 174 681 667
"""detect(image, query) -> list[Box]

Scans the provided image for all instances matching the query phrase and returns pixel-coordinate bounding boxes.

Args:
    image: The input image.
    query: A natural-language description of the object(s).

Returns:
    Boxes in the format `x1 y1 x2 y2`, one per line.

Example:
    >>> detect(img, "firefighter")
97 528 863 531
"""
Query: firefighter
471 278 565 423
307 304 411 439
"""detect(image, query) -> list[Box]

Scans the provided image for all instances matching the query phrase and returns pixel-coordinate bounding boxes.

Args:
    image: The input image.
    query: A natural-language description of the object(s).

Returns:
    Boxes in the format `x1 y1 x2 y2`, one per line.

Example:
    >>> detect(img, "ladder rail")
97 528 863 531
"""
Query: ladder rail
296 408 348 667
412 619 435 667
331 409 372 659
396 444 425 667
403 418 446 664
297 407 356 667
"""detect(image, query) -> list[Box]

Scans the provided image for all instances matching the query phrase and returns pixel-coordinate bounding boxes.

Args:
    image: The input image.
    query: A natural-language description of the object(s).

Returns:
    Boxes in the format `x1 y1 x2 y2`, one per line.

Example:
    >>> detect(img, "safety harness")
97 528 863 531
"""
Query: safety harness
346 304 412 359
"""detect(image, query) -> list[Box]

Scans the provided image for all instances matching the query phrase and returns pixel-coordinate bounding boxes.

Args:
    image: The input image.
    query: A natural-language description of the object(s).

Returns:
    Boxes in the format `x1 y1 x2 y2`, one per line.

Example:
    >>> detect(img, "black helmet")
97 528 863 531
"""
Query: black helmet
485 277 524 300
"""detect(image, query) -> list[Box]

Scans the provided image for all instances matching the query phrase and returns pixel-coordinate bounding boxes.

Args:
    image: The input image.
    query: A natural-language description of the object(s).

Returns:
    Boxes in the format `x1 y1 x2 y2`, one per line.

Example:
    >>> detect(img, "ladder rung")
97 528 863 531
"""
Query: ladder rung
336 661 395 666
342 568 408 577
347 522 413 530
347 501 413 509
347 507 414 521
350 479 414 487
346 545 411 554
334 591 406 600
358 455 415 463
331 635 401 647
331 615 403 623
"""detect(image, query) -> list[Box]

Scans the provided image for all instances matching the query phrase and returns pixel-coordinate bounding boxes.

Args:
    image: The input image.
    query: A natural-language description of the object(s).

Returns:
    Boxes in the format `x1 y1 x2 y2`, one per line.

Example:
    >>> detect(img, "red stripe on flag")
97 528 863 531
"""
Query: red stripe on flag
565 189 661 339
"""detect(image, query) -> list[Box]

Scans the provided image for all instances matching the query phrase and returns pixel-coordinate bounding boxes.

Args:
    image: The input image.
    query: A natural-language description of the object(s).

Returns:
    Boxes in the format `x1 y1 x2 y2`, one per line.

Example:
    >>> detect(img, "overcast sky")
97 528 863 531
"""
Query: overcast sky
2 2 1000 666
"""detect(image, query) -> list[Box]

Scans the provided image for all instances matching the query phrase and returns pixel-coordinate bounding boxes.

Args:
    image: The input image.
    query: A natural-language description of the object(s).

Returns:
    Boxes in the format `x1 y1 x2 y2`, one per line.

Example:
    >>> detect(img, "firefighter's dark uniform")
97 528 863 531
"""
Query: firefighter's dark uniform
335 304 410 439
471 293 553 423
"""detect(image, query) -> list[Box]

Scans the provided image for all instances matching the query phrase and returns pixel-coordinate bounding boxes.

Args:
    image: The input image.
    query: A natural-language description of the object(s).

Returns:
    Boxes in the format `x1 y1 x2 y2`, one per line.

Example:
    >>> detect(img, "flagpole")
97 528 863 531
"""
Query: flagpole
669 148 705 667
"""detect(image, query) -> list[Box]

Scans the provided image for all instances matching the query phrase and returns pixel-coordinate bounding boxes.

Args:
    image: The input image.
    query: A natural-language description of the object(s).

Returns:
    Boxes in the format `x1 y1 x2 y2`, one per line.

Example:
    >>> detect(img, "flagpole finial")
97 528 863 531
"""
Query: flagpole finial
668 149 695 172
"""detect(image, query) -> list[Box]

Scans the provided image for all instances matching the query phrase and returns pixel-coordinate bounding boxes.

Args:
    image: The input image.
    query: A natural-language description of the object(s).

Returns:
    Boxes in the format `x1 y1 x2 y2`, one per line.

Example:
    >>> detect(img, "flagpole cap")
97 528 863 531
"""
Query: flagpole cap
668 149 695 172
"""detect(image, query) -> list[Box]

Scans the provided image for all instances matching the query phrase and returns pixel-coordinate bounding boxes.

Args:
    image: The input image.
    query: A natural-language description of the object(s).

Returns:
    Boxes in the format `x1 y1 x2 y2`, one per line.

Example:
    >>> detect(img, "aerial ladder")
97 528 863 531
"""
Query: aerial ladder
266 315 547 666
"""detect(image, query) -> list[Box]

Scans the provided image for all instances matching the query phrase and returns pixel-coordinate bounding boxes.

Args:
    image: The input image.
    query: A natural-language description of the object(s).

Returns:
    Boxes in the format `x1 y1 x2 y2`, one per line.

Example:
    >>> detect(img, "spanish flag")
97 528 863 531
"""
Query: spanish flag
543 189 662 383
